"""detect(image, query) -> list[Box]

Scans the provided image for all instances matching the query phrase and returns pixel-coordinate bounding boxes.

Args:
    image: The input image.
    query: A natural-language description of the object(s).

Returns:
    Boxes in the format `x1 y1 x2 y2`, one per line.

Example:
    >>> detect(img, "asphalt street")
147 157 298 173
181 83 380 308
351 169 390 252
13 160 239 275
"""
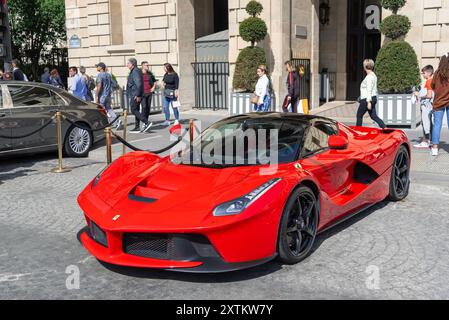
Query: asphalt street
1 110 449 299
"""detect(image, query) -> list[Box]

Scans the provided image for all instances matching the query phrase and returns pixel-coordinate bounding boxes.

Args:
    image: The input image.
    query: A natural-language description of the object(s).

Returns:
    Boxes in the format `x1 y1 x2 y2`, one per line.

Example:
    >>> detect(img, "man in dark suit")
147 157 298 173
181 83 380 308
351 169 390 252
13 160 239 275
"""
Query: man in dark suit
127 58 151 133
12 59 27 81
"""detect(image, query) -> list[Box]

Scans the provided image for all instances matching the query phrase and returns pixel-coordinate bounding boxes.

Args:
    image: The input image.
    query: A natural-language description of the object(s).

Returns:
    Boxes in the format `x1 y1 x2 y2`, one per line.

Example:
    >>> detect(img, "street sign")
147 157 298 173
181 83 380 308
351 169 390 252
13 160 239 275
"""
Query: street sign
69 35 81 48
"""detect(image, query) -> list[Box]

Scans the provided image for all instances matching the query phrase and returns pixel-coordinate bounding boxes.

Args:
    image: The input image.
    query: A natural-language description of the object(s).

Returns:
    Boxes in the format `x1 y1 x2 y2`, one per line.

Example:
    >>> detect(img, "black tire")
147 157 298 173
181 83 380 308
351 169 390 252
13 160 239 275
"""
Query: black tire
277 185 319 265
64 124 92 158
388 145 410 201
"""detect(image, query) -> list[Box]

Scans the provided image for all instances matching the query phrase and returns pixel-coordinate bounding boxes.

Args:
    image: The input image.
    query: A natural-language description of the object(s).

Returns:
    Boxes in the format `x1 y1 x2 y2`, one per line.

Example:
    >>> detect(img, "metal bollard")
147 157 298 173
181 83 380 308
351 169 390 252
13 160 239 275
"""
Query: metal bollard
51 112 71 173
122 110 128 156
189 119 195 146
105 127 113 165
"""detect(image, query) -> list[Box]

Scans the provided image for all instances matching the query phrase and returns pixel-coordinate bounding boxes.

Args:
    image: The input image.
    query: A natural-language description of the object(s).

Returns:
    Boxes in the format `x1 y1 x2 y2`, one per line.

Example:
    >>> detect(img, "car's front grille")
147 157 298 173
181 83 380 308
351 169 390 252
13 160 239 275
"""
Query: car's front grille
122 233 220 261
123 234 172 260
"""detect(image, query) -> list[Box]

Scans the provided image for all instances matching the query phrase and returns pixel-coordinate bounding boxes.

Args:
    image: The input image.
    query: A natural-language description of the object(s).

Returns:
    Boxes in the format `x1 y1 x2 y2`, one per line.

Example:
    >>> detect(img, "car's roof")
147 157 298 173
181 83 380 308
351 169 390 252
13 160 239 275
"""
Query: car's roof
227 112 338 124
0 80 65 92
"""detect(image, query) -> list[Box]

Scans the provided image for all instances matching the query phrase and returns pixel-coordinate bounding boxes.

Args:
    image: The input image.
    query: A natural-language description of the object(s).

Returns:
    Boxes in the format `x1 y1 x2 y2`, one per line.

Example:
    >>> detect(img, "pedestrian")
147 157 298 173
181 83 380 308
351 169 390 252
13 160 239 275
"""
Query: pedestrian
79 66 95 102
127 58 152 133
12 59 28 81
253 65 271 112
413 65 434 149
356 59 386 128
96 62 120 128
69 66 87 101
41 67 51 84
49 69 65 89
141 61 157 127
284 61 299 113
430 53 449 157
160 63 180 127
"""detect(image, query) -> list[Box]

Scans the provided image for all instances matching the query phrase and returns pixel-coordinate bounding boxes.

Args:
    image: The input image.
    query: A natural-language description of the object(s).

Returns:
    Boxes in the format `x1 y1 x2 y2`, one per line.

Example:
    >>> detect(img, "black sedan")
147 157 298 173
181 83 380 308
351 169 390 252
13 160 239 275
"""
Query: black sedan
0 81 110 157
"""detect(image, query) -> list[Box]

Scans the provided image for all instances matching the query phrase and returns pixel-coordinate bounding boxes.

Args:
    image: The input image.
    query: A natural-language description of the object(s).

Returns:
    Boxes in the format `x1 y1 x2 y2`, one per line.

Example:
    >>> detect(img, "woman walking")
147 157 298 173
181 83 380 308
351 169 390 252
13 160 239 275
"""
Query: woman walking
430 53 449 156
253 65 271 112
161 63 180 127
49 69 65 90
356 59 386 128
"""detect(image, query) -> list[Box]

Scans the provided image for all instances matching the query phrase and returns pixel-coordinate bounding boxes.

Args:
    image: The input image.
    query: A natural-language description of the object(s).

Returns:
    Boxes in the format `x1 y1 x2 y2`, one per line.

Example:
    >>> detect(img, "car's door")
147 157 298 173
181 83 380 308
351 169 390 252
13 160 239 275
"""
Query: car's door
0 85 13 152
7 84 59 151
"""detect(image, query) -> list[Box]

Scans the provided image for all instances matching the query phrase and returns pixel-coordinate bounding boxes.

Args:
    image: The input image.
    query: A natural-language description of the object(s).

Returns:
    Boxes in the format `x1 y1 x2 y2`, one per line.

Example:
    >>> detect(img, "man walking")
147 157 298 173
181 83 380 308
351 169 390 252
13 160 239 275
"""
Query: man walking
12 59 27 81
96 62 119 127
41 67 51 84
69 66 87 101
127 58 151 133
141 61 156 127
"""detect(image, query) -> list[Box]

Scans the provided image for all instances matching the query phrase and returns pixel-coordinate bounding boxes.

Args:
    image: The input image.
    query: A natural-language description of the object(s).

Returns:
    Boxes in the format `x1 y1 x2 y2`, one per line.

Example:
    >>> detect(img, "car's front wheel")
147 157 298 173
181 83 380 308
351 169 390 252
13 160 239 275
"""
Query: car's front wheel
277 185 319 264
64 124 92 158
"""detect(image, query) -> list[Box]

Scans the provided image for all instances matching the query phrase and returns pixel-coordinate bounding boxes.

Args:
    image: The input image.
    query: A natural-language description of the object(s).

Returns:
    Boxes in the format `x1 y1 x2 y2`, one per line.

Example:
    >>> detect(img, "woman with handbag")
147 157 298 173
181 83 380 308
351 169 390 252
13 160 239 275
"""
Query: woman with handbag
356 59 386 128
161 63 180 126
252 65 271 112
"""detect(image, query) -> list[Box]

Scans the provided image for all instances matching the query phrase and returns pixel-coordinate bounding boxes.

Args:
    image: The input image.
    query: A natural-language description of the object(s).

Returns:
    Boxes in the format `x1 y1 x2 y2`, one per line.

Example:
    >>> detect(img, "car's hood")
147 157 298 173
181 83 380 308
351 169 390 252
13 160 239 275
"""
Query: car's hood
93 154 278 218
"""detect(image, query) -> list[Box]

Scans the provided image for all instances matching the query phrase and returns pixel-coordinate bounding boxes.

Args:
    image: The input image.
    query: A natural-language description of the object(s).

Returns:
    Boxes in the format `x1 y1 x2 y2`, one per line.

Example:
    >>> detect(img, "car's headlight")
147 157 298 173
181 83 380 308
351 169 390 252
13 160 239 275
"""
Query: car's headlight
213 178 281 217
92 167 107 188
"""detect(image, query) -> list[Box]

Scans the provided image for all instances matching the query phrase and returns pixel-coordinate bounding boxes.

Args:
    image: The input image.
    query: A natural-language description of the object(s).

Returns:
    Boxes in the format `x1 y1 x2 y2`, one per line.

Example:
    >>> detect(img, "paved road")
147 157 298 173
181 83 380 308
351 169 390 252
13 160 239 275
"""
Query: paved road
1 111 449 299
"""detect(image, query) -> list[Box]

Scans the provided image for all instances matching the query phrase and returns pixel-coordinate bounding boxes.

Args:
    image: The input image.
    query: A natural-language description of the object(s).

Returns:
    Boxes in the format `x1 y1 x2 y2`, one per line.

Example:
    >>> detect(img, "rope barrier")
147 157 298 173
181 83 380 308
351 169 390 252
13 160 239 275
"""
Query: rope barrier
0 116 55 140
63 114 121 132
111 128 190 155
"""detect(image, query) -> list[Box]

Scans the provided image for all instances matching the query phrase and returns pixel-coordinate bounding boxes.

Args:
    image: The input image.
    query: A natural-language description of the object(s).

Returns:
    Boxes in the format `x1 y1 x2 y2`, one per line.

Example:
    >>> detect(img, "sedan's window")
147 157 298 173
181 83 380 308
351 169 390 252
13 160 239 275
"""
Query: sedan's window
8 85 53 107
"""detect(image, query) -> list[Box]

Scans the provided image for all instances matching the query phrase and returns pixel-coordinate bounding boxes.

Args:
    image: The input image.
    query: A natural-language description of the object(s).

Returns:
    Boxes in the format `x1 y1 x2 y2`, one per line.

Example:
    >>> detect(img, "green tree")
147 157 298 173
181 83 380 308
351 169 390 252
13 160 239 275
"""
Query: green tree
233 1 268 91
376 0 420 93
8 0 66 79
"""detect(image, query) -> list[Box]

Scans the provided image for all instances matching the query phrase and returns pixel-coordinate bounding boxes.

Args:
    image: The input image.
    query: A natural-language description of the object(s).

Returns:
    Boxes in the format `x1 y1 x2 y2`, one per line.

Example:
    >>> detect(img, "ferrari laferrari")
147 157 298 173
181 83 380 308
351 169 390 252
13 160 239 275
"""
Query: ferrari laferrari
78 113 411 272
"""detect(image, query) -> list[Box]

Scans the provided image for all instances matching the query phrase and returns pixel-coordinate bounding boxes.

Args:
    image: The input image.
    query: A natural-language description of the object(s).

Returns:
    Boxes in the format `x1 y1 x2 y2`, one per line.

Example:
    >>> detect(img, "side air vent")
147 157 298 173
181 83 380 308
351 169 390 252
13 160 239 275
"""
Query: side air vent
353 162 379 185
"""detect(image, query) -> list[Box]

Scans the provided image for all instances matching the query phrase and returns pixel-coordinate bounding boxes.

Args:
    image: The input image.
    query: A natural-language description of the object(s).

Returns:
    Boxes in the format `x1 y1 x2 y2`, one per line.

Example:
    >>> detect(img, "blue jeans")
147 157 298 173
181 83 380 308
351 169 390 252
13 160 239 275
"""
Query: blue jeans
253 95 271 112
163 96 180 121
431 106 449 145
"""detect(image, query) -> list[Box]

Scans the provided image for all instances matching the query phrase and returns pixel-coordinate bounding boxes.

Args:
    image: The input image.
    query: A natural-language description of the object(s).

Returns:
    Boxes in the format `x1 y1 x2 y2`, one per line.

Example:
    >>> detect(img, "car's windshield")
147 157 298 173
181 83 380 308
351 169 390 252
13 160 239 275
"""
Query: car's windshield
172 117 308 168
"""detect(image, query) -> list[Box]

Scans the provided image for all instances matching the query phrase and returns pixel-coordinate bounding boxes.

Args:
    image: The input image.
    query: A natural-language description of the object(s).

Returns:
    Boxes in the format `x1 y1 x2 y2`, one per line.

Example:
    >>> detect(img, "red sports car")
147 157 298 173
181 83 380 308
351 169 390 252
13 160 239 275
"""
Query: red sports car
78 113 411 272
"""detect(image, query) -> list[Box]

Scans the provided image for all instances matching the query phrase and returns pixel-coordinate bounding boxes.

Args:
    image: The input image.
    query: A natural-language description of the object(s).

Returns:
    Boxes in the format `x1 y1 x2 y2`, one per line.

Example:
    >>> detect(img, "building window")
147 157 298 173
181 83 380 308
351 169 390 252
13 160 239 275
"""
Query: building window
110 0 123 45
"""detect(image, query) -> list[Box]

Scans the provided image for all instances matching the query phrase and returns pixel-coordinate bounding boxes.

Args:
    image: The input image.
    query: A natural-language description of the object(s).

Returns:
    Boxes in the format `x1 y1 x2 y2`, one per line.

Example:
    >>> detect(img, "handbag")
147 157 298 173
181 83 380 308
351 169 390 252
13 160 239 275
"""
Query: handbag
164 88 175 98
251 93 260 104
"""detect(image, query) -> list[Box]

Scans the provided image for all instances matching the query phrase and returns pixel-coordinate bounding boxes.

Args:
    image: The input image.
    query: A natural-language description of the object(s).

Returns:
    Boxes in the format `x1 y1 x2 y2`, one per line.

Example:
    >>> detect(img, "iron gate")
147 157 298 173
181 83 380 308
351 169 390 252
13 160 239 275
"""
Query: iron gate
192 62 229 110
291 58 311 102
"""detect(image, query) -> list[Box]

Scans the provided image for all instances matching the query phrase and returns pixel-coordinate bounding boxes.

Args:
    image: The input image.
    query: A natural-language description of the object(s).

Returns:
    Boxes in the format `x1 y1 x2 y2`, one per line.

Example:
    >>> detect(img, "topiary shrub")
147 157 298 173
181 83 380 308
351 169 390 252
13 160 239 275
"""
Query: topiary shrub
376 0 419 94
380 14 411 40
380 0 407 14
240 17 268 47
376 40 420 93
233 1 268 91
233 46 267 92
245 0 263 16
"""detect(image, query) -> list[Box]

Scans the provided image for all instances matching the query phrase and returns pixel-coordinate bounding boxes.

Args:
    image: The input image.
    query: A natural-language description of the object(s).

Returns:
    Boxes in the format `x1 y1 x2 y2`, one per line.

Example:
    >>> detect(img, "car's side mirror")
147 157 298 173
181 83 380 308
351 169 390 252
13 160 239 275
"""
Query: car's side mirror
328 135 348 150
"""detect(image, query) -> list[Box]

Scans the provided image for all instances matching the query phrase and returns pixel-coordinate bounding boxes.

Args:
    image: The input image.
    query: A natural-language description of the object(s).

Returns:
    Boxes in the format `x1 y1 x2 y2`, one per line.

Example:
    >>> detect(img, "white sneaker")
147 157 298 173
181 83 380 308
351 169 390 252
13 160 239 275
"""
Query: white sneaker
431 148 439 156
115 120 123 131
140 122 153 133
174 120 180 126
163 120 171 126
413 141 430 149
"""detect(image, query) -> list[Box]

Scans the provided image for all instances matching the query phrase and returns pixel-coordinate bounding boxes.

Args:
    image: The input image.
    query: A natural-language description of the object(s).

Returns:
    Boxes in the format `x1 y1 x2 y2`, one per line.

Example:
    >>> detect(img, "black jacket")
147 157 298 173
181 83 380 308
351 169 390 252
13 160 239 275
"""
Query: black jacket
127 66 143 98
286 71 300 100
13 68 26 81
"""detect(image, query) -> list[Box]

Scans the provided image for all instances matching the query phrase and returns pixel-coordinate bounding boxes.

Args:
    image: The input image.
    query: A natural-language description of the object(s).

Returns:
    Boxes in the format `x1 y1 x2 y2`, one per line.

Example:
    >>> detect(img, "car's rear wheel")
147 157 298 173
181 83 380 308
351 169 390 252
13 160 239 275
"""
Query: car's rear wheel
388 145 410 201
64 124 92 158
277 186 319 264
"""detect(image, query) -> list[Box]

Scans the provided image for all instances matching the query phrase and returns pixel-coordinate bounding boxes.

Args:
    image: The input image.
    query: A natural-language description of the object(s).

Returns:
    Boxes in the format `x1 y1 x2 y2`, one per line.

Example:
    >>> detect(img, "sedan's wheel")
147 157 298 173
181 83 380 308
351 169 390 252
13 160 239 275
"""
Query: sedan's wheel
64 124 92 158
278 186 319 264
388 145 410 201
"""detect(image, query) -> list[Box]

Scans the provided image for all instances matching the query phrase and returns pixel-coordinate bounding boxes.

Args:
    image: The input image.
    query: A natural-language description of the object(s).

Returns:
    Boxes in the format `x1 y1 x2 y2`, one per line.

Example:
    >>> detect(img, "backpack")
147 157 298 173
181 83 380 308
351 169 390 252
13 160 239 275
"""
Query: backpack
87 77 96 91
111 74 119 90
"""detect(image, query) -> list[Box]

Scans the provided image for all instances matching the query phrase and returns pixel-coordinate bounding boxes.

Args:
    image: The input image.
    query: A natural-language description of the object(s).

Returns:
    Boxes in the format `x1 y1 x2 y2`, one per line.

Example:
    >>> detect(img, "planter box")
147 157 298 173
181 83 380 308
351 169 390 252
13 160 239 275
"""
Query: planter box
230 92 276 116
377 94 421 129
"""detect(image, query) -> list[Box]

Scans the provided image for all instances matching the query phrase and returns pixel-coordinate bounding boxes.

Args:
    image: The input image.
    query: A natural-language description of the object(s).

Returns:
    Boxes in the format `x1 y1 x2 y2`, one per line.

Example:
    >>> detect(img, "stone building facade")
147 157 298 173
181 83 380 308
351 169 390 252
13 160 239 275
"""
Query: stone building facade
65 0 449 110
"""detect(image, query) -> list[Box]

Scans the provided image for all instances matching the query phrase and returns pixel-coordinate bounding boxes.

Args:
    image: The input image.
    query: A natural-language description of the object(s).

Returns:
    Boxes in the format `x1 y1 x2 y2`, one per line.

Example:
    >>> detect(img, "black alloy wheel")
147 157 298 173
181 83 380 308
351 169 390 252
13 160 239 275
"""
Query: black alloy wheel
278 186 319 264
